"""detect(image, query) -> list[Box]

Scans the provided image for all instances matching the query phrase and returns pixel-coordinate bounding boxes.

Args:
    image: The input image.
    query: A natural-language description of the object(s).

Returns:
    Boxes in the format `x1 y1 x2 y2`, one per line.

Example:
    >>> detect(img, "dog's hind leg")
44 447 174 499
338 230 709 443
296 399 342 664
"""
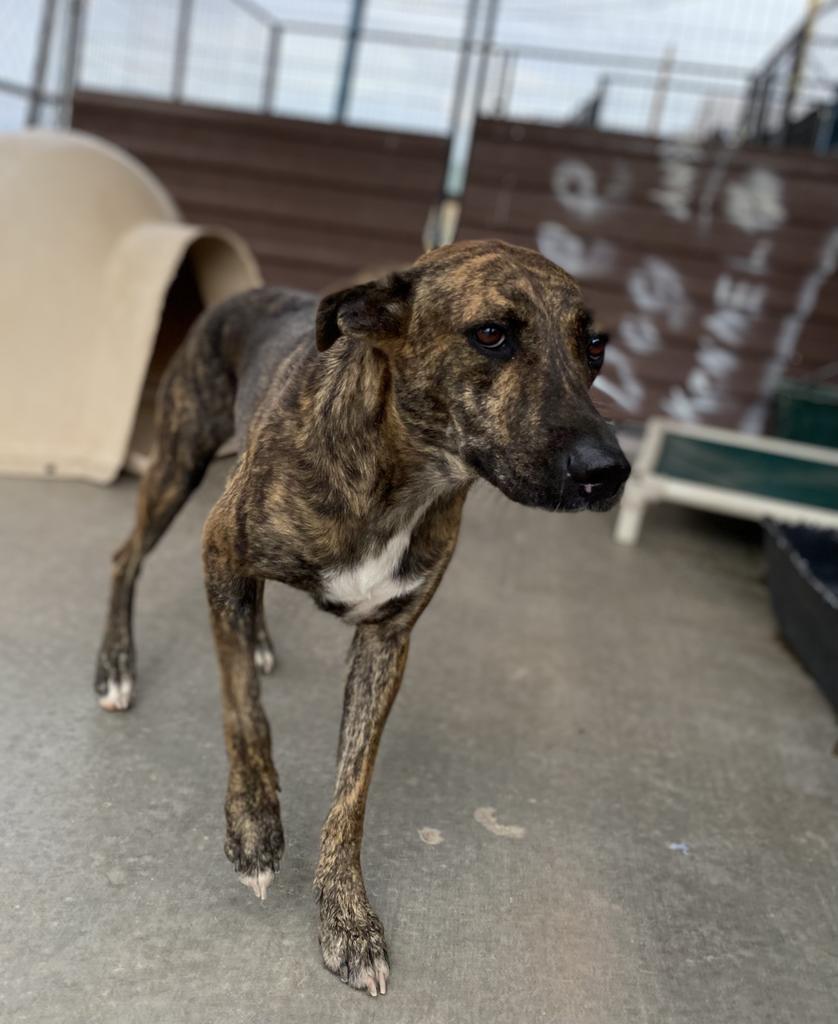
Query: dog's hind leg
94 334 235 711
253 579 277 675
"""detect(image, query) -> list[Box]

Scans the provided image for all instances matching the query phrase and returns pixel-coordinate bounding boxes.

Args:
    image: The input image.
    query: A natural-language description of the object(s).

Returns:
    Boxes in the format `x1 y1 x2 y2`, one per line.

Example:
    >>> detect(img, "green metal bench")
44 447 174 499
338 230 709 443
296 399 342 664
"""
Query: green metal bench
613 417 838 546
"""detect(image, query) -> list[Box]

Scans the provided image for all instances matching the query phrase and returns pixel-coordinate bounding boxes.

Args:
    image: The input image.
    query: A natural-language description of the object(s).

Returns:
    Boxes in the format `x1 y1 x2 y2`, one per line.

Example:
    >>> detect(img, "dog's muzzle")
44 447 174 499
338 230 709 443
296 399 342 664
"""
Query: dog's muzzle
564 438 631 510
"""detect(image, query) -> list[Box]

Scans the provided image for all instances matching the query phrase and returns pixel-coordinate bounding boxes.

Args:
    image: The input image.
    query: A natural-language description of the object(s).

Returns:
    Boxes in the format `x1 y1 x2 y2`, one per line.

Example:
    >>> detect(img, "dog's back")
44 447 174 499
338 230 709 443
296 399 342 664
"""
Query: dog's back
173 285 319 451
228 288 318 447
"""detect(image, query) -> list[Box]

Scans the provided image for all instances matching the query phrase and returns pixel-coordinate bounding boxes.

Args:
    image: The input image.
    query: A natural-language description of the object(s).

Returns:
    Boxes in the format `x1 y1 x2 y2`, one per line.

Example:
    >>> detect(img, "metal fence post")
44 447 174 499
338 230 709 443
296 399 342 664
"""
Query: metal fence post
59 0 86 127
780 28 804 144
814 86 838 154
739 76 757 140
172 0 195 102
443 0 491 198
448 0 482 136
472 0 500 121
263 23 282 113
764 71 778 142
27 0 58 126
335 0 366 122
755 74 771 140
498 52 517 119
647 44 675 136
578 74 608 128
492 48 515 117
784 1 824 142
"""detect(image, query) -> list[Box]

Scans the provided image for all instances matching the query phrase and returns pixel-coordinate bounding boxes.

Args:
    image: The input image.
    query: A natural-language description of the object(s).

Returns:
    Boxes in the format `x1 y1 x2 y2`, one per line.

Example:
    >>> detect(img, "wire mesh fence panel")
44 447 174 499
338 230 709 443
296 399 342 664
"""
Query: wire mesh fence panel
271 32 345 120
2 1 834 149
0 2 42 89
268 32 343 120
81 0 179 99
0 1 809 134
0 92 28 131
348 39 460 134
184 0 268 110
0 0 76 127
364 0 469 37
503 56 604 127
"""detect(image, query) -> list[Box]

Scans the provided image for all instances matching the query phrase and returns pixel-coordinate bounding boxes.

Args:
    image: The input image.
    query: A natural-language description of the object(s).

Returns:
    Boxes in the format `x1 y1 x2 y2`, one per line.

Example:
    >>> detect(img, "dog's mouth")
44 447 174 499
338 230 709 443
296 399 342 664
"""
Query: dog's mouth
558 482 626 513
465 445 629 513
473 462 627 513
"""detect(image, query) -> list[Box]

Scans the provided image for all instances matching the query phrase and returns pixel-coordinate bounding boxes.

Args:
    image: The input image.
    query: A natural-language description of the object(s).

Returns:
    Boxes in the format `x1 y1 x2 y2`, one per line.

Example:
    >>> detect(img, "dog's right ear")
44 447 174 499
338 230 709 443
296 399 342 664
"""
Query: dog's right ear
315 272 414 352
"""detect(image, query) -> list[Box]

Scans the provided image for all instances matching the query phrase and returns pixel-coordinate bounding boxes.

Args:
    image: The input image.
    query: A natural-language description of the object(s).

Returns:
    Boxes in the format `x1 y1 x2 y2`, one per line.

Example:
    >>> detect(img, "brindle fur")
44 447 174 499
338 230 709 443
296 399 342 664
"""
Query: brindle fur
95 240 629 996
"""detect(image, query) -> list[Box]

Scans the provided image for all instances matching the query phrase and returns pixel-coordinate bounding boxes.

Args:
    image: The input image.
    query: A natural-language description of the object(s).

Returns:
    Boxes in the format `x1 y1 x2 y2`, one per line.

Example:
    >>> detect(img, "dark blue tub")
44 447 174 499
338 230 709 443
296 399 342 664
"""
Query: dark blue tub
764 522 838 714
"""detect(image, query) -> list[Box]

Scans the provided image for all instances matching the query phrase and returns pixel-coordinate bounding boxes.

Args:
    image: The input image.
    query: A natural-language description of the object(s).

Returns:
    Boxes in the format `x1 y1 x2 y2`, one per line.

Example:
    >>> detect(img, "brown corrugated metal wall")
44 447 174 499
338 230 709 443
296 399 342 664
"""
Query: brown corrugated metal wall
459 119 838 430
72 95 837 431
72 91 447 293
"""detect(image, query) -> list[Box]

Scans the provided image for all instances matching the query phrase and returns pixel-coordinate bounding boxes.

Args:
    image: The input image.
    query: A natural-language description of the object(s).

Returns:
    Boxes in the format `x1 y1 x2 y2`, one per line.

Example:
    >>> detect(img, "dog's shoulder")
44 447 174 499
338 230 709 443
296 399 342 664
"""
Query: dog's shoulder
231 288 319 446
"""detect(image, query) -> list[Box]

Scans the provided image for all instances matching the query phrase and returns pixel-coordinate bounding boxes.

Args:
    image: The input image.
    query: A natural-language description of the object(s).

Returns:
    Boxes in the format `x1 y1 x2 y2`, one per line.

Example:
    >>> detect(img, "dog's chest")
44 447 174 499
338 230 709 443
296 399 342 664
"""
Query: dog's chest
321 529 423 623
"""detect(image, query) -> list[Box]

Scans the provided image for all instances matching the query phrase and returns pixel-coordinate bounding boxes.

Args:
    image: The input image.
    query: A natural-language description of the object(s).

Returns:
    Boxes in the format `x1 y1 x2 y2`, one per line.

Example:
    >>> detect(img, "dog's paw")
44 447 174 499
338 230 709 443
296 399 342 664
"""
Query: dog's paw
94 650 135 712
238 867 274 901
98 673 134 711
253 636 276 675
224 796 284 901
318 895 390 996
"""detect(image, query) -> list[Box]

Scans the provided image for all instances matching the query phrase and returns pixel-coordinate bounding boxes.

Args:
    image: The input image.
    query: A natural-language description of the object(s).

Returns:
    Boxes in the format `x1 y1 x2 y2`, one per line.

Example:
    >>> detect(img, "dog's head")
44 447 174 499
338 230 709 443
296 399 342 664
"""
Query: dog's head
315 239 630 511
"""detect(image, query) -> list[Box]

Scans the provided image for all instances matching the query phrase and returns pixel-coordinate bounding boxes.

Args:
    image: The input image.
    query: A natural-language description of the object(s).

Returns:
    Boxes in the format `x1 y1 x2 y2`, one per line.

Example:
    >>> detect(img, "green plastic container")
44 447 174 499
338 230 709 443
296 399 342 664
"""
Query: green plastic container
772 378 838 449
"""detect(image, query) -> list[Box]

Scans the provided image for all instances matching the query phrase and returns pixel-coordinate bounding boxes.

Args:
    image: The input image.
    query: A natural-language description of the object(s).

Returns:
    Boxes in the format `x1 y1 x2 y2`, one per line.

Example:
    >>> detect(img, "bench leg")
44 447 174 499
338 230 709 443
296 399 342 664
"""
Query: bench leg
613 483 647 546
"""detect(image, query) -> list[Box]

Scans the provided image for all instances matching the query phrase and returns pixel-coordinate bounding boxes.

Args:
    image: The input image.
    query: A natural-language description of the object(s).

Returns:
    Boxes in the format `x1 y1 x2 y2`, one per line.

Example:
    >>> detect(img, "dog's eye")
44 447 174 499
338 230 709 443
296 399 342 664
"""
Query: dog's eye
465 321 516 361
473 324 506 349
588 333 608 368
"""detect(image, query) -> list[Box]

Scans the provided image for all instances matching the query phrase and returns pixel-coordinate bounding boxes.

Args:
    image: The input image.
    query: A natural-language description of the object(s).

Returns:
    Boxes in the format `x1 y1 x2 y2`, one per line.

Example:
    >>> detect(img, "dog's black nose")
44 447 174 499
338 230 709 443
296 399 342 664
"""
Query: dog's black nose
566 440 631 502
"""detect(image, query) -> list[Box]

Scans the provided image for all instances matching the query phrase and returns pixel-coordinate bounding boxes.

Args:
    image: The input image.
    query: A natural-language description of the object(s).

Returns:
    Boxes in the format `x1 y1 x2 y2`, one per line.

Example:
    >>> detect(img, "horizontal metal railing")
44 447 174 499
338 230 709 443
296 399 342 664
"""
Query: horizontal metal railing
11 0 834 154
1 0 755 138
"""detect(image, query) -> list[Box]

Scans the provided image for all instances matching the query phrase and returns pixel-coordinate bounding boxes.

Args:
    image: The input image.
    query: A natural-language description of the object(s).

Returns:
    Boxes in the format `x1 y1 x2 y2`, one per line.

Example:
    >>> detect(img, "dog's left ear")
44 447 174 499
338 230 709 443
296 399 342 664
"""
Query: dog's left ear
315 272 414 352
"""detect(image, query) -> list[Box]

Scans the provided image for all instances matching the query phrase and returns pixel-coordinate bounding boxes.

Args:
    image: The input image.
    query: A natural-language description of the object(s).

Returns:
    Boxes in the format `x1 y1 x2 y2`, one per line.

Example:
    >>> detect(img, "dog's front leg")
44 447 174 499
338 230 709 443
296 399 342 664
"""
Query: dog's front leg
315 622 410 996
204 505 284 901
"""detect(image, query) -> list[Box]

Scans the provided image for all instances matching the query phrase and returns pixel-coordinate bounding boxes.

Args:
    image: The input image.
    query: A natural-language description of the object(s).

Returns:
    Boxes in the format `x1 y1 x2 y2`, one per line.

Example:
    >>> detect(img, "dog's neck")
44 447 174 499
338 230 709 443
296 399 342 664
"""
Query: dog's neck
300 340 471 536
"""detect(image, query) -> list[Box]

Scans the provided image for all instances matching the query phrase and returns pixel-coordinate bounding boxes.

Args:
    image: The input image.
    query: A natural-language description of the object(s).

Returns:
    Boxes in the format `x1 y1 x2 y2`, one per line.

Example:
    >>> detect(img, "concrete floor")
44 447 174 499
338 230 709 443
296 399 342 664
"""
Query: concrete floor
1 460 836 1024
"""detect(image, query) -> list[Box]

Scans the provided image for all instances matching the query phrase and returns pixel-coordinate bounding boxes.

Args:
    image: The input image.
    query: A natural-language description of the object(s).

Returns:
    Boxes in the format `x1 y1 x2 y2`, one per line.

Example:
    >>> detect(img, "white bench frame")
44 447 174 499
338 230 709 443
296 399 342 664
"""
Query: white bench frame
613 417 838 546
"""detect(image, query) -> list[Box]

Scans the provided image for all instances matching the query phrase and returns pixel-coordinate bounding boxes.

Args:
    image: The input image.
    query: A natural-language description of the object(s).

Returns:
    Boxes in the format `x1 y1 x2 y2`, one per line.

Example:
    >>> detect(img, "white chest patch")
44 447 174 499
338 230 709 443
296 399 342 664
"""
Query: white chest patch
322 528 424 623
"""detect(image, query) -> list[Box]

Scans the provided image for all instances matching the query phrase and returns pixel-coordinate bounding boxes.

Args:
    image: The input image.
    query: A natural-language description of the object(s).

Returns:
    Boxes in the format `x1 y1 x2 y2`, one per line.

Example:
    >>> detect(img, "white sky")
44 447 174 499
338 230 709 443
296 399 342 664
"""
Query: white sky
0 0 813 135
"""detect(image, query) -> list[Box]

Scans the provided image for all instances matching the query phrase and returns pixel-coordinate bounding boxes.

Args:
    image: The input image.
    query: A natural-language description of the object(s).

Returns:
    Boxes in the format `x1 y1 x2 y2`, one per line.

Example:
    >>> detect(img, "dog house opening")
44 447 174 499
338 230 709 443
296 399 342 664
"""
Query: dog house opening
124 253 205 475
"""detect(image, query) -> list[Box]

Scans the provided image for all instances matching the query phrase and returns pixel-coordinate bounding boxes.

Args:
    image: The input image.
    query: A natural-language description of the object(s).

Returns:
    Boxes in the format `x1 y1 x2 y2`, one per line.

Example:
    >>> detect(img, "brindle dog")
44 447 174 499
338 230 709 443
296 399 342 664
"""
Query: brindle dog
95 239 630 996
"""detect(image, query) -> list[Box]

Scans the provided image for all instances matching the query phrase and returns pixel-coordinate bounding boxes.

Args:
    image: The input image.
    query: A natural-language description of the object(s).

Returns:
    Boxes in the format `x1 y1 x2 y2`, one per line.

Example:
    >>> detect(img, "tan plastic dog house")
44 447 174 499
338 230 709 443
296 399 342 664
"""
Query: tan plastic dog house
0 130 262 484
